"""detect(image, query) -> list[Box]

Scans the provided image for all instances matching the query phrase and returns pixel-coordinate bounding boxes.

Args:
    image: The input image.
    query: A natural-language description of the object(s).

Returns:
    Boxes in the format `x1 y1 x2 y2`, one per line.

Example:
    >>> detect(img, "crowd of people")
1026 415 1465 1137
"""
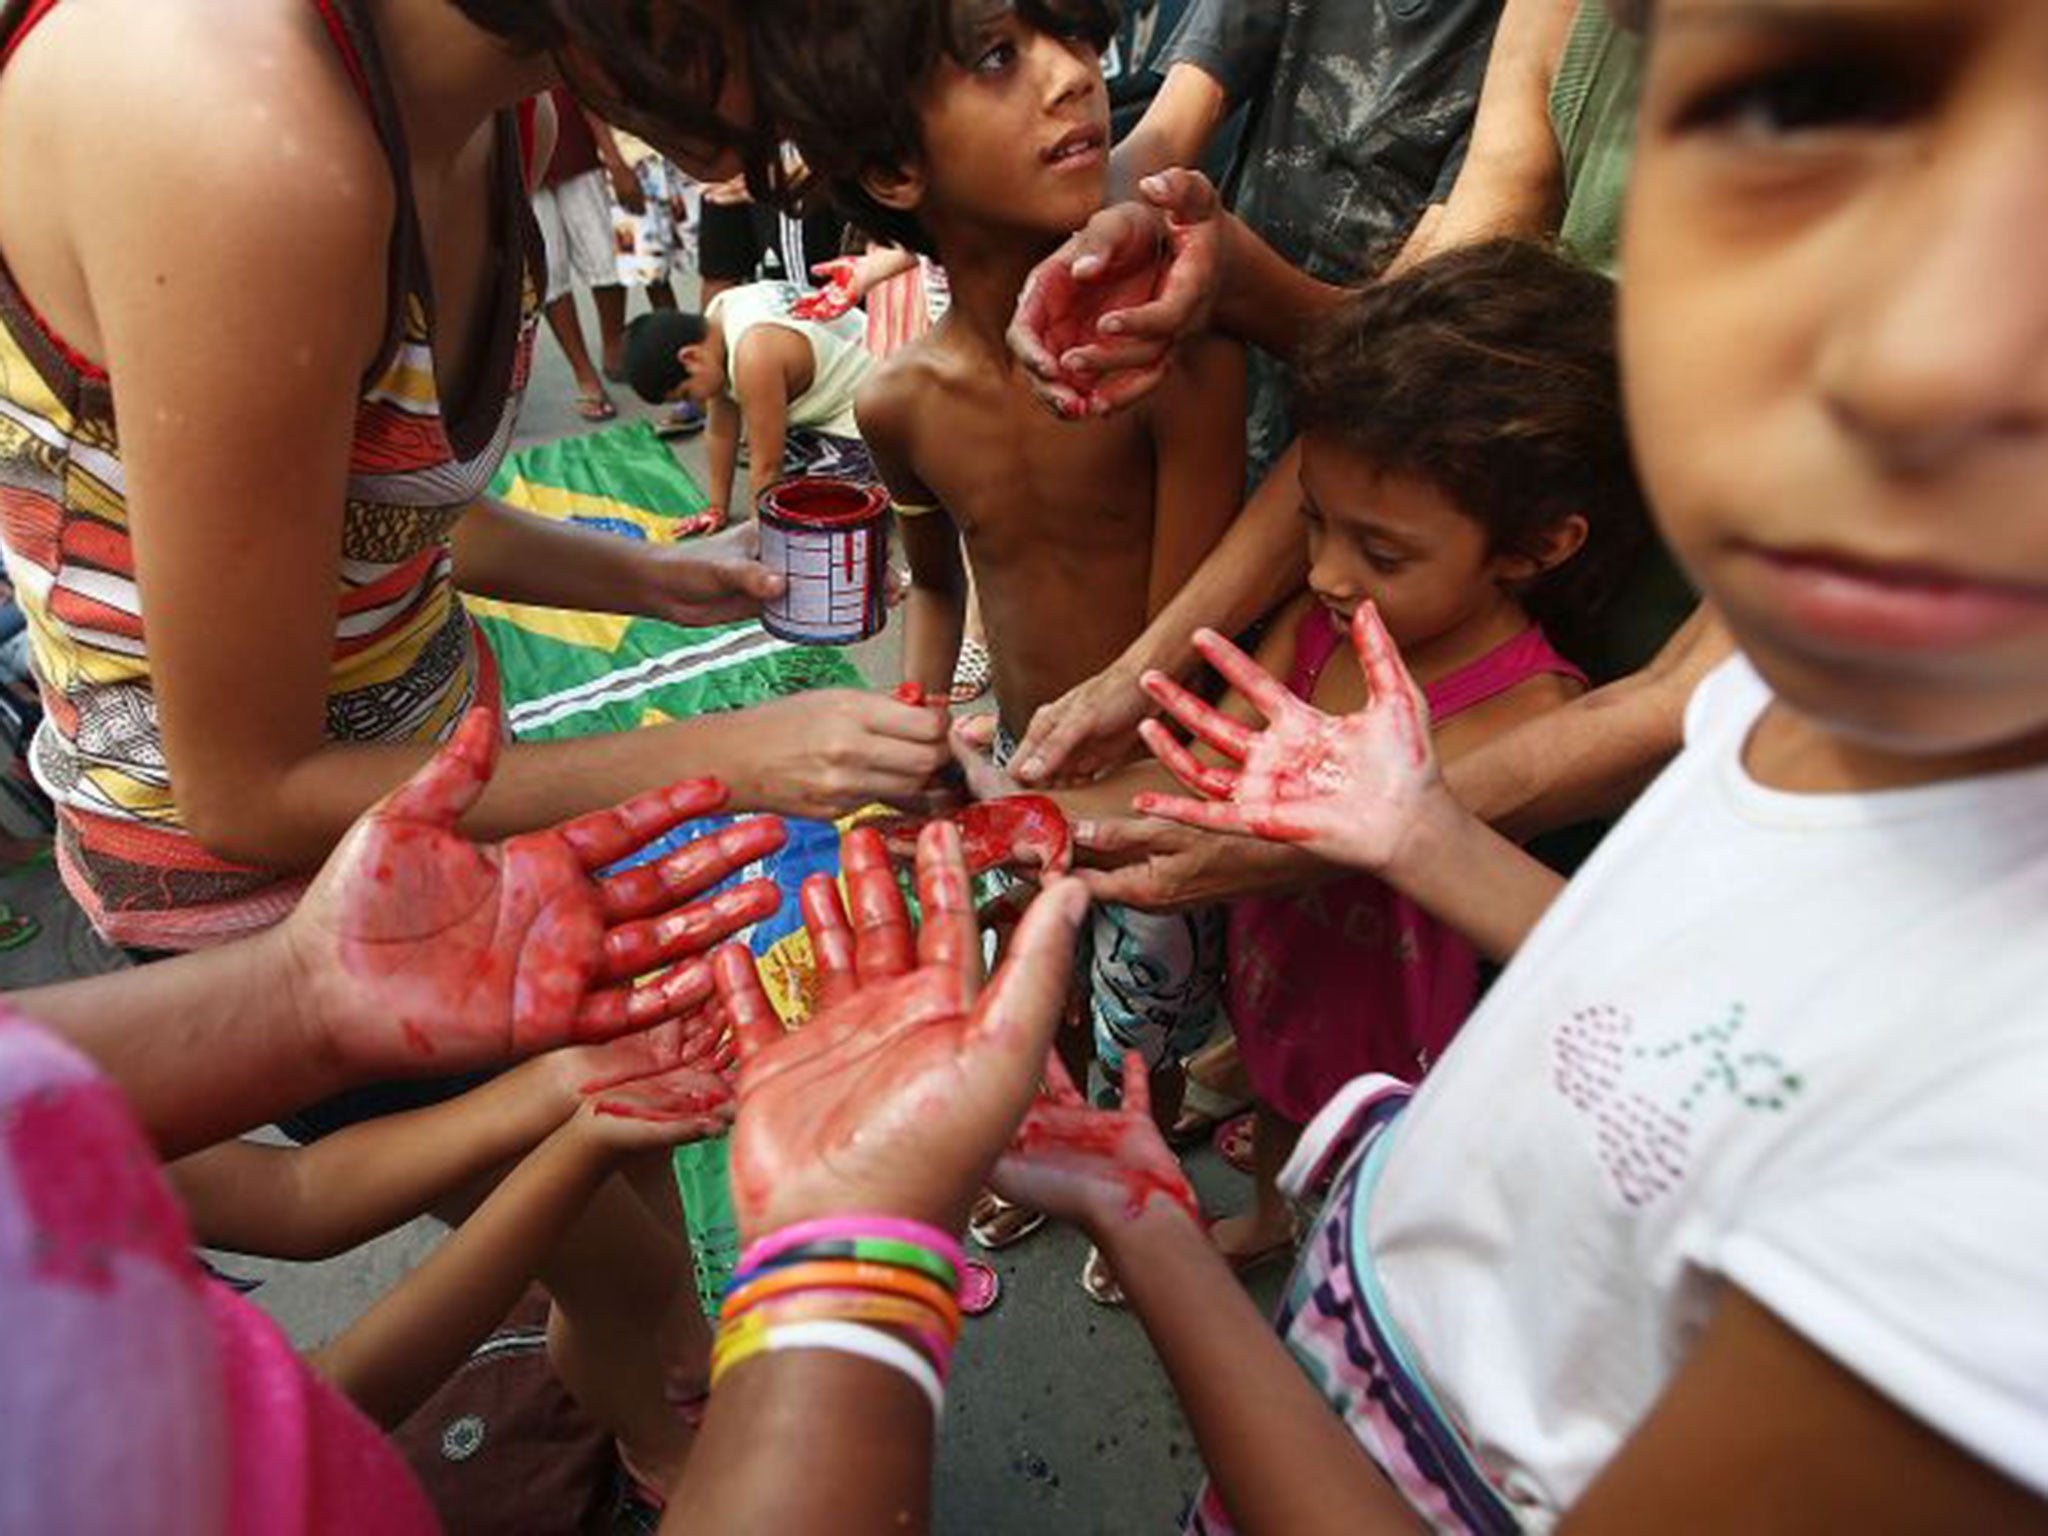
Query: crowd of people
0 0 2043 1532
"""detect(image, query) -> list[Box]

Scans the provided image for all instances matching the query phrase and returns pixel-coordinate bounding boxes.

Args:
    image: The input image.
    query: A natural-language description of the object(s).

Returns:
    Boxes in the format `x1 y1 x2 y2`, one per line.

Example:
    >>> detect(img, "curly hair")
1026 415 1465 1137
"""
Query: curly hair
1292 241 1651 667
743 0 1120 254
450 2 775 186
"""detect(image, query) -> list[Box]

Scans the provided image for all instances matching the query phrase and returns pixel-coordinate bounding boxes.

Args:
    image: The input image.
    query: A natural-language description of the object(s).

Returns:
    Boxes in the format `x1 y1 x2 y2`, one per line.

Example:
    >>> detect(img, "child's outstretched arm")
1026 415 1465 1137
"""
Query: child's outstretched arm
307 1065 733 1429
1142 332 1247 620
1137 603 1564 961
168 1014 731 1259
992 1057 1421 1535
734 327 806 511
705 391 742 523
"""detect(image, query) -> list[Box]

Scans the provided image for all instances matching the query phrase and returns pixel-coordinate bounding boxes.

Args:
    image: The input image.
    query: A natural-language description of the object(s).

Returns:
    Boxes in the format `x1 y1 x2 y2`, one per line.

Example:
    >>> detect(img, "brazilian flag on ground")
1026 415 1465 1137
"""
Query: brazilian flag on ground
472 420 861 1304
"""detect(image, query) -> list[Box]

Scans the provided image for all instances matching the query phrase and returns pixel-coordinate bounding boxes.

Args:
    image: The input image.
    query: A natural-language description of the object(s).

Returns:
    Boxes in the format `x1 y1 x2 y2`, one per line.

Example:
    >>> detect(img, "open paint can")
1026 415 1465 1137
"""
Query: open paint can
756 477 891 645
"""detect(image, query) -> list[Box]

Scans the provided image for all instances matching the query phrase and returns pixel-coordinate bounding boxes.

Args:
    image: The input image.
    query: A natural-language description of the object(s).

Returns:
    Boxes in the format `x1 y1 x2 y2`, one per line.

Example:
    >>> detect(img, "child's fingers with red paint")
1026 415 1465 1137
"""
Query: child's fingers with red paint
572 954 715 1043
376 704 501 826
558 777 731 871
1350 601 1433 747
1137 719 1240 801
1119 1049 1152 1121
713 943 786 1058
1040 1043 1088 1106
842 826 916 983
600 878 779 980
1189 627 1301 723
1130 790 1262 838
798 871 860 1010
596 815 787 921
913 821 981 999
967 878 1089 1089
1139 669 1253 761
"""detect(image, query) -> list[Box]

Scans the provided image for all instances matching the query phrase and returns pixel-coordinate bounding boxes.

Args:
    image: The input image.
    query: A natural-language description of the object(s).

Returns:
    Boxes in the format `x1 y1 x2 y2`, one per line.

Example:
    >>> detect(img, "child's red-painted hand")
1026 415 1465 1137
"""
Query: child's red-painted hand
712 824 1090 1245
1132 603 1448 876
870 714 1073 875
872 796 1073 879
1008 171 1223 419
574 1061 736 1152
547 993 737 1107
791 258 861 321
991 1051 1199 1234
284 706 787 1077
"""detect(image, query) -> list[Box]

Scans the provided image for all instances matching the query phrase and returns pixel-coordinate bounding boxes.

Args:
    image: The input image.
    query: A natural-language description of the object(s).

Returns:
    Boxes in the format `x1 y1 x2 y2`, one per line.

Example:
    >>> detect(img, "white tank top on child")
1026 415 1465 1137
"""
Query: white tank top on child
1356 656 2048 1524
706 280 871 441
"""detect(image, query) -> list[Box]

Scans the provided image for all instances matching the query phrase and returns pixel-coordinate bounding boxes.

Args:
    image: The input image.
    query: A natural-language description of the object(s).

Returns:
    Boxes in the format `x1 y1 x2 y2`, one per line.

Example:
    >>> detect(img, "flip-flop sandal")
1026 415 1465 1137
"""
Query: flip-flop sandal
959 1258 1002 1316
1212 1112 1257 1175
576 391 618 422
949 637 993 705
1079 1245 1127 1308
968 1193 1048 1251
1206 1217 1297 1277
656 401 707 438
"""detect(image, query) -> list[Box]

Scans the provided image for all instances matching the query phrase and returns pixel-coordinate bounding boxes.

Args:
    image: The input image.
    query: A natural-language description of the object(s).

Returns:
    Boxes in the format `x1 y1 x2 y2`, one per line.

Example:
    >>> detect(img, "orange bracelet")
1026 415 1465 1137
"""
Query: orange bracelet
721 1259 961 1335
736 1289 959 1352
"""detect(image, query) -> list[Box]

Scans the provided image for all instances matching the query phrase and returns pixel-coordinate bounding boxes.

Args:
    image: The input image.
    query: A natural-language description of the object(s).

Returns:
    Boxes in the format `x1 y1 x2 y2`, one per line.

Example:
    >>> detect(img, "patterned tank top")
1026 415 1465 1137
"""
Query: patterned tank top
0 0 539 949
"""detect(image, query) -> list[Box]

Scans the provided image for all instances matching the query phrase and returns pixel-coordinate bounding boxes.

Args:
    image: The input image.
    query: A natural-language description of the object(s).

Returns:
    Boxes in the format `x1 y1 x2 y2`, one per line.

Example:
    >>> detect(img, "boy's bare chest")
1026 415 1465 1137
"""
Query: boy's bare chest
912 393 1155 553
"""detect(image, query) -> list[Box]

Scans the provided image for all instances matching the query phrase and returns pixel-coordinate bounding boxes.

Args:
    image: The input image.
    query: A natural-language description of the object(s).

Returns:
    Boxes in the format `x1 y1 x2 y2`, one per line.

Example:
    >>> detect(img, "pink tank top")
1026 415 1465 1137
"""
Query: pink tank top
1225 608 1584 1122
0 1007 438 1533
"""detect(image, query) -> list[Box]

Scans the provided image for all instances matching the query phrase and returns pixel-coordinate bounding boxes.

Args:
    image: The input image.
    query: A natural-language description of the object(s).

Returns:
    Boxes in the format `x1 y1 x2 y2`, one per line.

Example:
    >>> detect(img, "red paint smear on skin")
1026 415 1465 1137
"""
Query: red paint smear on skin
1014 1118 1201 1222
401 1019 435 1060
875 796 1072 878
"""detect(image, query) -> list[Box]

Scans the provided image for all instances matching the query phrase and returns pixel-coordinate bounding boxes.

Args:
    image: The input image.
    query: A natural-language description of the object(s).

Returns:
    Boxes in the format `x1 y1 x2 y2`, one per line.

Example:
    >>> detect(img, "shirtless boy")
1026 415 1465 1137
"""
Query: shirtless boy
757 0 1245 1265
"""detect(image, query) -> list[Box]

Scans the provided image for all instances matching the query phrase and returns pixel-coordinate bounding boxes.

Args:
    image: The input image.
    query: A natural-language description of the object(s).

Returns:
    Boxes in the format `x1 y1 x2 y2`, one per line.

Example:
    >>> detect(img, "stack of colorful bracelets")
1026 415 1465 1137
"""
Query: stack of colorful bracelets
710 1215 965 1418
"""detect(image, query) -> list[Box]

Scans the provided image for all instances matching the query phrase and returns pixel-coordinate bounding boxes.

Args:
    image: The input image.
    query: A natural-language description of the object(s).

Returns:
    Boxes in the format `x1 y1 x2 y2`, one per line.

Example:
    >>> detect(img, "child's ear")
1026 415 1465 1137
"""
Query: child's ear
860 161 927 213
1499 513 1590 582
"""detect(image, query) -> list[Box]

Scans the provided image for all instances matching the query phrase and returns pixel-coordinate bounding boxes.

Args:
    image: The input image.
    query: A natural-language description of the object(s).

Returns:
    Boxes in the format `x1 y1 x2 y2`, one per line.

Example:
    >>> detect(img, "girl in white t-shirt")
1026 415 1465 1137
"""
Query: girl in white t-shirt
985 1 2048 1530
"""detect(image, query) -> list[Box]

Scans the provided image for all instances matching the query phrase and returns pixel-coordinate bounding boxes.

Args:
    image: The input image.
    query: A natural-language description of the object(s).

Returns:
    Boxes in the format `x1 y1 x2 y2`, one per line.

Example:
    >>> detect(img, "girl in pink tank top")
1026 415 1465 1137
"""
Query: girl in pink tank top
1203 243 1648 1269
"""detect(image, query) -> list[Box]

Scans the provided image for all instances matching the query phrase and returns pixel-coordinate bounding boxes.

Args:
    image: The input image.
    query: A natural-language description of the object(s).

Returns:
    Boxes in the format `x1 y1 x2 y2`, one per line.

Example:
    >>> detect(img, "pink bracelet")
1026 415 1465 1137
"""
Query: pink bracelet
741 1214 966 1280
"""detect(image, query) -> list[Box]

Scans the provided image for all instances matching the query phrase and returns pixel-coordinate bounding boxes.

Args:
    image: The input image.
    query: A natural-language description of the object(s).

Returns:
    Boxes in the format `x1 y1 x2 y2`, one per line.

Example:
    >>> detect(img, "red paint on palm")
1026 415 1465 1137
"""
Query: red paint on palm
998 1052 1199 1224
587 1065 734 1128
566 1000 734 1095
710 823 1092 1244
1133 605 1438 855
872 796 1073 878
294 707 788 1072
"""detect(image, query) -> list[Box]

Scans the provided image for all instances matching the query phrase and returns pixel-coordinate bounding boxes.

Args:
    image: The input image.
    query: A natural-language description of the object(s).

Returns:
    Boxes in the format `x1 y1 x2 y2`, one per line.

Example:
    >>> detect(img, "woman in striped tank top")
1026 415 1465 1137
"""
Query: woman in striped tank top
0 0 951 1509
0 0 950 956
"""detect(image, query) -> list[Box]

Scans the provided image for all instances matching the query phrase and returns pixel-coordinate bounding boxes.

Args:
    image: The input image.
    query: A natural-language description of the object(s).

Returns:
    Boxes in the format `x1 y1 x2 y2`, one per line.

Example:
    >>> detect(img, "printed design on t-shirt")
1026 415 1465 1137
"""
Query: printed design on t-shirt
1553 1002 1804 1207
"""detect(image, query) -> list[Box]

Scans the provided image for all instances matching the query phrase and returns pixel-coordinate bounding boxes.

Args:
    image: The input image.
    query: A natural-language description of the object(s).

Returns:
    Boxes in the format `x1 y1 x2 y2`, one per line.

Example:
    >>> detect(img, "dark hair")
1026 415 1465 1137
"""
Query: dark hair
744 0 1120 255
621 310 710 403
1291 240 1650 668
449 2 775 186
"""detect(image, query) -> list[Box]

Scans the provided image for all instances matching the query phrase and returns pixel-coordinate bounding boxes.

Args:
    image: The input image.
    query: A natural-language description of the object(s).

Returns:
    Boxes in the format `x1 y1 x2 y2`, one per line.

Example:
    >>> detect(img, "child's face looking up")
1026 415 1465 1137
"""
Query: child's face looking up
1298 439 1552 654
904 8 1110 243
1622 0 2048 766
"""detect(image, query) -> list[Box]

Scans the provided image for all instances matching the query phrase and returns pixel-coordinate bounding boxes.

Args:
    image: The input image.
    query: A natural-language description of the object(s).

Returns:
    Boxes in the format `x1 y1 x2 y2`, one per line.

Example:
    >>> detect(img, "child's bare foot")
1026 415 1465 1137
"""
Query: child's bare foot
1208 1209 1298 1274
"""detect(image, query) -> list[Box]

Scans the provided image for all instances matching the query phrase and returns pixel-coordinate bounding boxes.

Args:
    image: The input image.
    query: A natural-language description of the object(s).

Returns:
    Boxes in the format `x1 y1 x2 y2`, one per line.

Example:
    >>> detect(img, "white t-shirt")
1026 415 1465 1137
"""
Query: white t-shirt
706 280 870 440
1366 656 2048 1523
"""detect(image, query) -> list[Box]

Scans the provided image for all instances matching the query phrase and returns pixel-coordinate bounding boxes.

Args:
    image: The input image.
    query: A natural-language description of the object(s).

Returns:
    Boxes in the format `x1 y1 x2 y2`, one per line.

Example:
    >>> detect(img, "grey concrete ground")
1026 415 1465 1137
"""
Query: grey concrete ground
0 282 1282 1533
